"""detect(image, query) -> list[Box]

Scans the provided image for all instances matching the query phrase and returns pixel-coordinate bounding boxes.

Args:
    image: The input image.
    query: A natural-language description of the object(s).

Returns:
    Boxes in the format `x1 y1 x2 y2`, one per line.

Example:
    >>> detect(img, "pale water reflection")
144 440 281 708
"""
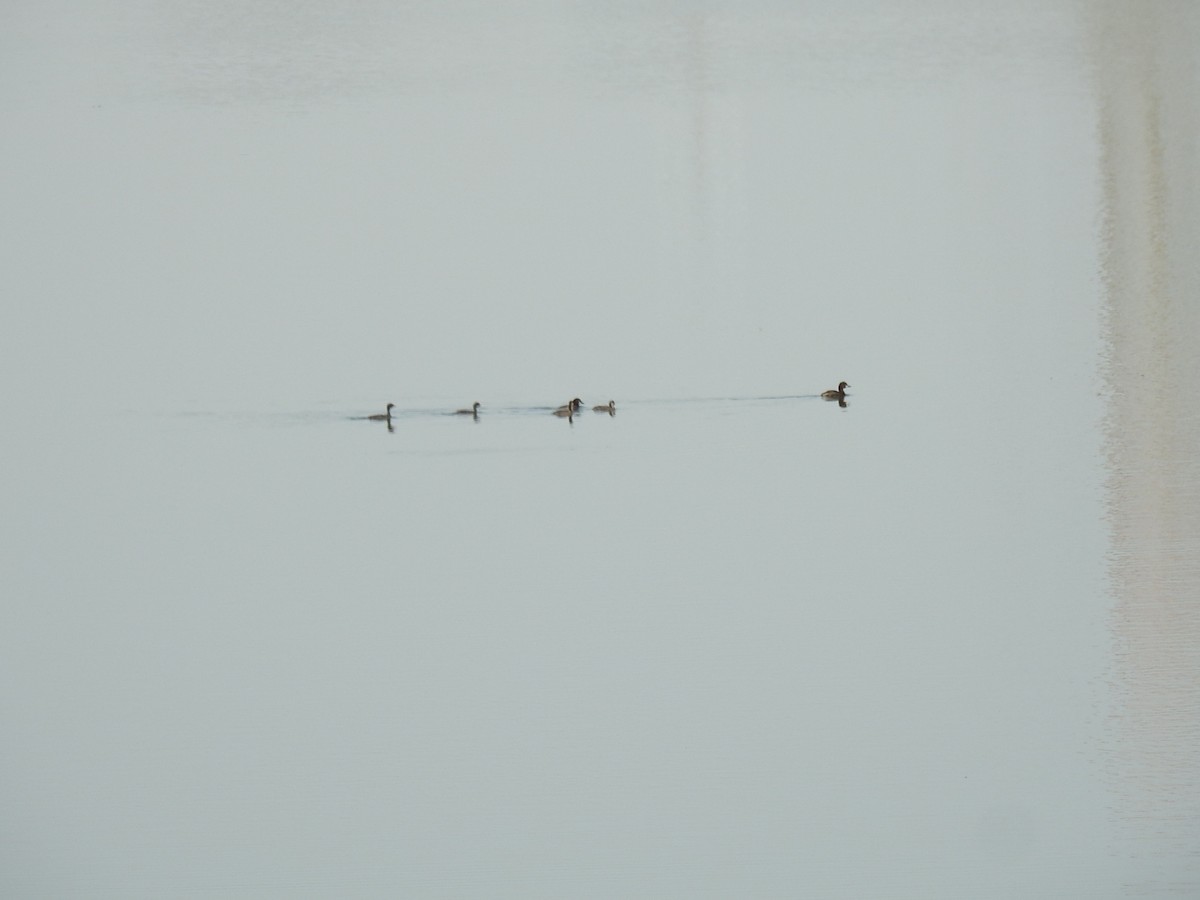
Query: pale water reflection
1 2 1198 898
1091 2 1200 895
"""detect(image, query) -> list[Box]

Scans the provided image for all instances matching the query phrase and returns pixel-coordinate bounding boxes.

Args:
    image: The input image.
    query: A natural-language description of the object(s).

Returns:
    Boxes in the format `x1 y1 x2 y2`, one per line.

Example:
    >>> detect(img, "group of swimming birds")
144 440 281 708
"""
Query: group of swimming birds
363 383 850 425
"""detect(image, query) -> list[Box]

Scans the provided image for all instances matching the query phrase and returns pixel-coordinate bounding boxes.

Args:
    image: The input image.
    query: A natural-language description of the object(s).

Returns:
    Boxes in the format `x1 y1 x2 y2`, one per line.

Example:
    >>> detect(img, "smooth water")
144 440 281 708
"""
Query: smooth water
1 2 1197 898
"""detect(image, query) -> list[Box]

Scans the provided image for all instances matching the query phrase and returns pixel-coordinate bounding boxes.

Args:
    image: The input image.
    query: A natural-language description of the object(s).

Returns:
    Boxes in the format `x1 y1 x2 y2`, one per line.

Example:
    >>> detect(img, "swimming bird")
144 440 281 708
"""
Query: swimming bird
455 402 481 417
367 403 395 421
553 398 583 416
593 400 616 414
821 382 850 401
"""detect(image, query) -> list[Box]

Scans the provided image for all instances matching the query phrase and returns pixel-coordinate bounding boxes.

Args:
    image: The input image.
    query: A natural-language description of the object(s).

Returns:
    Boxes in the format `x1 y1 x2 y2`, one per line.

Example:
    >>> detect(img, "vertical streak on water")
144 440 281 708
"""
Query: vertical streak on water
662 7 716 327
651 7 748 335
683 9 711 249
1089 1 1200 894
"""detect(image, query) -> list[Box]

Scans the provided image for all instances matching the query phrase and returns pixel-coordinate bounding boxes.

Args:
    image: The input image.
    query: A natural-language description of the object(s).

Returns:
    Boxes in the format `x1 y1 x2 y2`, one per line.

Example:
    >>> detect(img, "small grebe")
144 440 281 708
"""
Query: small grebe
553 398 583 417
821 382 850 401
593 400 616 414
367 403 395 421
455 402 481 417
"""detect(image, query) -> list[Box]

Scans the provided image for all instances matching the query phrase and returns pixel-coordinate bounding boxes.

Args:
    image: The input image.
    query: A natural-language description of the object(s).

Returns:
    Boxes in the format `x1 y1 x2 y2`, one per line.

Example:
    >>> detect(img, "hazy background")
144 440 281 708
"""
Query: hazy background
1 2 1197 898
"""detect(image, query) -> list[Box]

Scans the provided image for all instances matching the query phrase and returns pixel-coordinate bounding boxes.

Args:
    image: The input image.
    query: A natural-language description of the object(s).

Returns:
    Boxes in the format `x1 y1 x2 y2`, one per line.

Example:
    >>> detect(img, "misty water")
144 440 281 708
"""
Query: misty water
2 2 1198 898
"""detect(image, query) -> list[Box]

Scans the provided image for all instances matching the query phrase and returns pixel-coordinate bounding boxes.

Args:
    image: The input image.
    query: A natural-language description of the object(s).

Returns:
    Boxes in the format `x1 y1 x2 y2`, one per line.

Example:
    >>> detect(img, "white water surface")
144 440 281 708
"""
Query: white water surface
1 2 1197 898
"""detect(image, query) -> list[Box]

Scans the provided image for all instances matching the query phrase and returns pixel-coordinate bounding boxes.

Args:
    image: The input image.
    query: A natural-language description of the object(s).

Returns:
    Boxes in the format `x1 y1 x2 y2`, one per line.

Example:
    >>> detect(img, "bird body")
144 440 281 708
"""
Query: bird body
367 403 395 421
821 382 850 400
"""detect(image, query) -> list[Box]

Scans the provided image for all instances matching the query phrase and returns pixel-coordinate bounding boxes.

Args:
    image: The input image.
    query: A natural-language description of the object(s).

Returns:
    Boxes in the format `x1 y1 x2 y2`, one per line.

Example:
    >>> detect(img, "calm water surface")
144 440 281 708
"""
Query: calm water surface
1 2 1197 898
